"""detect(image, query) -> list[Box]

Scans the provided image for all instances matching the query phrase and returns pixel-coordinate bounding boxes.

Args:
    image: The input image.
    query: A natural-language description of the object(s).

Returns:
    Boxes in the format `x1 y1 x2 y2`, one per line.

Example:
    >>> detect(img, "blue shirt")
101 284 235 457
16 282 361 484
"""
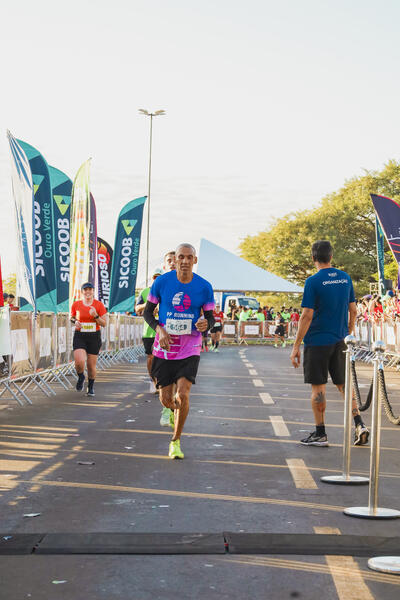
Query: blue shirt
148 270 215 359
301 267 355 346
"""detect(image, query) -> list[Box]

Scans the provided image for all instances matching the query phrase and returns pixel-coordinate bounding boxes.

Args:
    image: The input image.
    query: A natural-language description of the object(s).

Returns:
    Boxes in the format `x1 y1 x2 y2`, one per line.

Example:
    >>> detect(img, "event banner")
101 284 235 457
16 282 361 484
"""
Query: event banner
375 216 385 294
371 193 400 265
69 159 91 308
97 237 113 309
17 139 57 312
7 132 36 308
48 165 72 312
88 193 98 292
109 196 146 313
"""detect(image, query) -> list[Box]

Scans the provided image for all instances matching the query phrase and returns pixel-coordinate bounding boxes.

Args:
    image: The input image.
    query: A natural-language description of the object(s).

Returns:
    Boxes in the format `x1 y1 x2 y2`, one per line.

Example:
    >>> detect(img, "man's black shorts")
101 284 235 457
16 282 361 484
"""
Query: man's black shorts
142 337 155 355
303 340 346 385
210 324 222 334
151 355 200 388
73 331 102 355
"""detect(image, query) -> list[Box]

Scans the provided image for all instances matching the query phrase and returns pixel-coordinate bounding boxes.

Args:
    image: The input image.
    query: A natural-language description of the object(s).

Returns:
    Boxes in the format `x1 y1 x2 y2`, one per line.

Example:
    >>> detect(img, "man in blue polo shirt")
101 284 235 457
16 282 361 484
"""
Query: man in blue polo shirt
290 240 369 447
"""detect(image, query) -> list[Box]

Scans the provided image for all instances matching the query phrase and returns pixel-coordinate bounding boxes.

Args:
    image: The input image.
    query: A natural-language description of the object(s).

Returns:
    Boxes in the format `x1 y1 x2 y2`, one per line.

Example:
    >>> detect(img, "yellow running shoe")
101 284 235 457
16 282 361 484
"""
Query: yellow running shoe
169 410 175 429
168 439 184 459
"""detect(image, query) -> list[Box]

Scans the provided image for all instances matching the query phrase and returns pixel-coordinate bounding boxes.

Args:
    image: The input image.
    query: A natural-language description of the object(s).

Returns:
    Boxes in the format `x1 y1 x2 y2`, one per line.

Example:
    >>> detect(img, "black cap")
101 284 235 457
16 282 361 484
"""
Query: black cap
81 282 94 290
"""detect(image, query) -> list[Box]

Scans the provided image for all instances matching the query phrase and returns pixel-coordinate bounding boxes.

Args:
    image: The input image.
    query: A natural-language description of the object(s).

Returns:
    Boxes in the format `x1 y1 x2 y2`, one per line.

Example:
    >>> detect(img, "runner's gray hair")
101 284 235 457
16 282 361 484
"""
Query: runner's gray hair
175 243 197 256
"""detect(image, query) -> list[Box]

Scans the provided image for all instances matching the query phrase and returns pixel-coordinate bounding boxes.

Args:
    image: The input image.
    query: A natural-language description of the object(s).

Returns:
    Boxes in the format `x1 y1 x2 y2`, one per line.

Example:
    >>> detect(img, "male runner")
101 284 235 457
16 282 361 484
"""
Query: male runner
290 240 369 447
135 267 164 393
144 243 215 458
210 303 224 351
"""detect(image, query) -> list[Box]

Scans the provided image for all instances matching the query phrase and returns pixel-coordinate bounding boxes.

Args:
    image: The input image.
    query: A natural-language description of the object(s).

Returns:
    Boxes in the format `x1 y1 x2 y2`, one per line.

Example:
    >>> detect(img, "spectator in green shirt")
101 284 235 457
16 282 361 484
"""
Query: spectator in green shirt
255 307 265 322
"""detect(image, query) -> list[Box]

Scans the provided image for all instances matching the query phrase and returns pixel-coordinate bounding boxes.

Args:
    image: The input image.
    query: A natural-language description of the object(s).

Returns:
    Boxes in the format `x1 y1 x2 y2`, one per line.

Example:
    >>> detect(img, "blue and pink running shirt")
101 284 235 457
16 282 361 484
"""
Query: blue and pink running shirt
148 270 215 360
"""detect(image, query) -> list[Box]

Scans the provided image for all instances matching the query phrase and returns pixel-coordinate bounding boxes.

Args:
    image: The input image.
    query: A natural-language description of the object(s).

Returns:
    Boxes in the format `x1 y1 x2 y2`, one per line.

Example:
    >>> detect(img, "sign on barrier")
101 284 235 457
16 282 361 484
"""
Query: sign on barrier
10 312 34 379
36 312 56 372
222 320 237 340
239 320 263 339
56 313 70 366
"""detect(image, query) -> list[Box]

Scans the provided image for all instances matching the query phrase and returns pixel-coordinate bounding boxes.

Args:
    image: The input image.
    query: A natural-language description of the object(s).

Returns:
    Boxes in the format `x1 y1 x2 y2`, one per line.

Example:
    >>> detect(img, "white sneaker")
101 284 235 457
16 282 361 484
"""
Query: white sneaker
160 406 172 427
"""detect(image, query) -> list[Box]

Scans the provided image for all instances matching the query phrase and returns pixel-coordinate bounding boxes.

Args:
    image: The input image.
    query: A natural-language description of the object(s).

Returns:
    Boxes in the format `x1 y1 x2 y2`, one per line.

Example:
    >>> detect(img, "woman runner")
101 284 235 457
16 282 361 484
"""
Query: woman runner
70 282 107 396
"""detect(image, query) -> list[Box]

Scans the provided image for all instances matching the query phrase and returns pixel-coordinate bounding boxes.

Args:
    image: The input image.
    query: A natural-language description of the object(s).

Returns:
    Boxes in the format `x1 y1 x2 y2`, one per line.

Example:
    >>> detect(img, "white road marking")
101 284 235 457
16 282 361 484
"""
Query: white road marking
253 379 264 387
249 369 258 376
259 393 274 405
269 416 290 437
286 459 318 489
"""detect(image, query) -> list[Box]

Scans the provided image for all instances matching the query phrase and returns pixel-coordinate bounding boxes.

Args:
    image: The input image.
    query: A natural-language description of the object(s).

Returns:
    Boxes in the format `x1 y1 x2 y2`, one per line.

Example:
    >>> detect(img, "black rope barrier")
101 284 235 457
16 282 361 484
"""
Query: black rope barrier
378 368 400 426
350 359 373 412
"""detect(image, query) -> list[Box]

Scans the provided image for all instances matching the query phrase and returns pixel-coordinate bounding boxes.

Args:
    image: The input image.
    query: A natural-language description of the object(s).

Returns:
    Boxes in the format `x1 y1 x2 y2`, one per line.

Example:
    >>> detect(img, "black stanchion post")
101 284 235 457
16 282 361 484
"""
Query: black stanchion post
321 335 369 485
345 340 400 519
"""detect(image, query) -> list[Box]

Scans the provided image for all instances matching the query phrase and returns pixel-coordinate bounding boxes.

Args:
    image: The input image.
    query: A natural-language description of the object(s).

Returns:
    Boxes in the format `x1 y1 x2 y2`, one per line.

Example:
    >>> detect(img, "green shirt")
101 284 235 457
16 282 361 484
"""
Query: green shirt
137 287 156 338
239 309 253 321
255 312 265 321
281 311 291 322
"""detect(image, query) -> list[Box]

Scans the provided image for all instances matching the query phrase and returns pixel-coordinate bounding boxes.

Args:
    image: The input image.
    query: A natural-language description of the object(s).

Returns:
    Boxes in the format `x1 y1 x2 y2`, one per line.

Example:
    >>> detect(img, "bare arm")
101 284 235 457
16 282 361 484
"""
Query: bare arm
290 307 314 368
348 302 357 334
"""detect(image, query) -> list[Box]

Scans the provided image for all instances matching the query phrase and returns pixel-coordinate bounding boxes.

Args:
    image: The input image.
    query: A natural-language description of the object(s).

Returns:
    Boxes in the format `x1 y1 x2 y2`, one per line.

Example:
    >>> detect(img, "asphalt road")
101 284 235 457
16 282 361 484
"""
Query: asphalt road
0 344 399 599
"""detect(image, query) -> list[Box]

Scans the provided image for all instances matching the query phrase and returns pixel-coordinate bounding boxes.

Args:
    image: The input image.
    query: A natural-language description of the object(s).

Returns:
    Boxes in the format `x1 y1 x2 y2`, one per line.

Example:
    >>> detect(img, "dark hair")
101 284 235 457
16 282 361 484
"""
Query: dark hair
8 294 15 299
312 240 333 263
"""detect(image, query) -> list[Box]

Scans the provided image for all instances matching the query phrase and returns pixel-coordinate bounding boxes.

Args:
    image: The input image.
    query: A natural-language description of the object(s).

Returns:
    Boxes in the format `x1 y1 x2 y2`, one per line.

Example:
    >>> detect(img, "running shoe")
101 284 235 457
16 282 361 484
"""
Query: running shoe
354 423 369 446
300 431 329 446
76 374 85 391
169 409 175 429
168 439 184 459
282 342 286 348
214 348 219 353
160 407 172 427
274 344 278 348
87 386 95 397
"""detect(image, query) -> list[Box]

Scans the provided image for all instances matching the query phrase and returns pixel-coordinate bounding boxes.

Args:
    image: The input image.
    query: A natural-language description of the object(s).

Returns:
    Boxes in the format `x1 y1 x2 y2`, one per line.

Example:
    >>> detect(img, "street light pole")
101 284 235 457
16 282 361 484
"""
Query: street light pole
139 109 165 286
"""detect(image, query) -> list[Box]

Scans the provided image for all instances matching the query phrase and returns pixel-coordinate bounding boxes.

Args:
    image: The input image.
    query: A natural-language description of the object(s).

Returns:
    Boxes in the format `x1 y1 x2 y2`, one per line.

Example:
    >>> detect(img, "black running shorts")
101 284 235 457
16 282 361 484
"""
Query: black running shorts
303 340 346 385
275 325 285 336
142 337 155 355
151 355 200 389
210 324 222 334
73 331 102 355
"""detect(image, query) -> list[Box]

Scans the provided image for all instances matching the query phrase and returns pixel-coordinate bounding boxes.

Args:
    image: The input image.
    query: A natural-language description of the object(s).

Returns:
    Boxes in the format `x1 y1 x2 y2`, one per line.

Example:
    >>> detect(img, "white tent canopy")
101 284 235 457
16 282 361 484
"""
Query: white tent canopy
196 239 303 293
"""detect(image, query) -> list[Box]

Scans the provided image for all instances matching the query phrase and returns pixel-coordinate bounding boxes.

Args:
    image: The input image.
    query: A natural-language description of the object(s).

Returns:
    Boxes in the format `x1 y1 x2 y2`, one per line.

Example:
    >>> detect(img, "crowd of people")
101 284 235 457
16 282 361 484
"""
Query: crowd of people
356 290 400 322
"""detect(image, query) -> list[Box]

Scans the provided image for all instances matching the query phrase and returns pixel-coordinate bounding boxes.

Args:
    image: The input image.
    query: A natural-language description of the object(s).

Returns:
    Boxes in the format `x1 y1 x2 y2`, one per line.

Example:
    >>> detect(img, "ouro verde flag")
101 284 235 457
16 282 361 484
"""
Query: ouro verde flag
17 139 57 312
69 159 91 309
109 197 146 313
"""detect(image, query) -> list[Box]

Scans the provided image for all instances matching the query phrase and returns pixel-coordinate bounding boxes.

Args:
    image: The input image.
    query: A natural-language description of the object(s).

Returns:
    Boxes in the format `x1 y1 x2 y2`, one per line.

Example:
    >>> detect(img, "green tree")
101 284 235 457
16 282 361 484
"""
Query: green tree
240 161 400 295
3 273 16 296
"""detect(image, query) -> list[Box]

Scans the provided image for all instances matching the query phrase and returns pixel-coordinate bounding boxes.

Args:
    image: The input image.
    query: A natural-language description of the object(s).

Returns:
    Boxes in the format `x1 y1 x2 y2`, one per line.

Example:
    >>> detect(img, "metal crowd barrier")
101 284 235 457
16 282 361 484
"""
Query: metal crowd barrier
221 319 298 344
0 310 145 406
354 319 400 367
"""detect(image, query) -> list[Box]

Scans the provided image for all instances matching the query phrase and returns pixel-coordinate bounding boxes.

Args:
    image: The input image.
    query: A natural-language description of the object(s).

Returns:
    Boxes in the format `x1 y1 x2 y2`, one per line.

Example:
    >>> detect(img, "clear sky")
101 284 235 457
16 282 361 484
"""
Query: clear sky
1 0 400 281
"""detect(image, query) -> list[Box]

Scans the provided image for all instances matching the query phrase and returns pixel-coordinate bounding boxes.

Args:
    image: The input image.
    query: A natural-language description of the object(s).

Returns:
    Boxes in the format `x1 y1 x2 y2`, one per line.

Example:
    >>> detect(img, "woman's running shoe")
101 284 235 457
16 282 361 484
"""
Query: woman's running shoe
76 373 85 391
168 439 184 459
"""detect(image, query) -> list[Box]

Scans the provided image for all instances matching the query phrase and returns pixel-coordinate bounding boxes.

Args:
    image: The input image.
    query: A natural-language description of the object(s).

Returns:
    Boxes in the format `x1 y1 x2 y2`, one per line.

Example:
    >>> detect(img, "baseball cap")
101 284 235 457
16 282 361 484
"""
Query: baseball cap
81 282 94 290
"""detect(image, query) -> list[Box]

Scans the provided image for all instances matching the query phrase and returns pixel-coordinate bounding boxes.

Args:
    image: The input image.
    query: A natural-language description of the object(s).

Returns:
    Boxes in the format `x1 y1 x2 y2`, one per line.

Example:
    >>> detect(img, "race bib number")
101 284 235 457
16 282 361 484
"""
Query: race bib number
165 318 192 336
81 322 96 333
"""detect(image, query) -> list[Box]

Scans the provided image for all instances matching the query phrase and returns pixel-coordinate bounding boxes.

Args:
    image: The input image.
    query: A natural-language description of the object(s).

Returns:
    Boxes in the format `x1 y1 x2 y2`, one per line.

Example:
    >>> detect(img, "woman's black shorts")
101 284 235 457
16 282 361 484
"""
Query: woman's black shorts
151 355 200 389
275 324 285 336
73 331 102 355
210 324 222 334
